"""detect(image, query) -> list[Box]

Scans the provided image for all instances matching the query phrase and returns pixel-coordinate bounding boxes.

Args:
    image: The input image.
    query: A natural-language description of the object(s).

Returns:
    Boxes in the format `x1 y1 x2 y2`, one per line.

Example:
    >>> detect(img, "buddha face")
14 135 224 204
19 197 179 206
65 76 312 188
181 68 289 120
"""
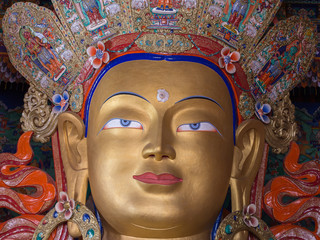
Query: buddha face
86 60 236 238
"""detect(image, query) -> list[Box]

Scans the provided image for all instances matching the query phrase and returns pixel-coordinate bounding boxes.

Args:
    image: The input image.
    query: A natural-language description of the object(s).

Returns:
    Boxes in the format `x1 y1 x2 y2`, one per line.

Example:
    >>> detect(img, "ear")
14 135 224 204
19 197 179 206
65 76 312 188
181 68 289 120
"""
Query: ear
58 112 88 237
230 119 265 212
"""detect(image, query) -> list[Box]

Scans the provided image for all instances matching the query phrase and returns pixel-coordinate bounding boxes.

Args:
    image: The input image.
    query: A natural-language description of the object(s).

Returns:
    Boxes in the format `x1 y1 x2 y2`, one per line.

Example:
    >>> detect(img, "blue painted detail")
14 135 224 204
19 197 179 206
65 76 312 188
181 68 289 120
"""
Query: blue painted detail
190 123 200 130
53 211 58 218
84 53 239 144
211 209 223 240
120 119 131 127
175 95 223 110
103 92 149 104
82 213 91 223
93 200 104 238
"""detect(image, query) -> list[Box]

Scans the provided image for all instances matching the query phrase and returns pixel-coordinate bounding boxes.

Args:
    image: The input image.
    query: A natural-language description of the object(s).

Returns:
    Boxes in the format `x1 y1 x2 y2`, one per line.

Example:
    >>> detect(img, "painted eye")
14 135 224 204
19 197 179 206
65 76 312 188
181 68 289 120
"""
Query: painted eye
177 122 217 132
102 118 143 130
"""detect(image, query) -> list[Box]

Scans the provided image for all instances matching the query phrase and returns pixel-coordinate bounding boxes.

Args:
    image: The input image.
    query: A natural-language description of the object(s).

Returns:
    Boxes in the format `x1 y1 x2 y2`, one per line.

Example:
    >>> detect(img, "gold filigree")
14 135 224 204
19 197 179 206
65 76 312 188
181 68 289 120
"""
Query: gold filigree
215 209 275 240
69 85 84 112
265 94 298 154
33 201 101 240
238 92 255 120
137 34 193 53
20 84 58 143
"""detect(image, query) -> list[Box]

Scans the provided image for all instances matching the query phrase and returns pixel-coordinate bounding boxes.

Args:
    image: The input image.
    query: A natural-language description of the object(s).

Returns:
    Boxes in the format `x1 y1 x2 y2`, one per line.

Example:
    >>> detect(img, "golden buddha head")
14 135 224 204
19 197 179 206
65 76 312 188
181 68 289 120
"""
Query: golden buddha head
2 1 316 239
58 54 265 239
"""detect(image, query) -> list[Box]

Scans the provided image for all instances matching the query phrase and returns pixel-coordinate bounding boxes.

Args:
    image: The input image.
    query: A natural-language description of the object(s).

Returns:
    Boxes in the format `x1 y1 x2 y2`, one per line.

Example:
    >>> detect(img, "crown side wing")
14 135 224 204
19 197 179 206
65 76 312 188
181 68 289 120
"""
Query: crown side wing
2 2 83 100
242 16 317 103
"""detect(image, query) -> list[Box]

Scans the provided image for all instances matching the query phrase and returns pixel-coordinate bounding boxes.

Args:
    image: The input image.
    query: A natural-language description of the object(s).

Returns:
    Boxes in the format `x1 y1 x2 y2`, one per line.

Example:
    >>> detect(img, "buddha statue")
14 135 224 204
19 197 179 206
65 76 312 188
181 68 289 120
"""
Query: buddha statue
2 0 316 239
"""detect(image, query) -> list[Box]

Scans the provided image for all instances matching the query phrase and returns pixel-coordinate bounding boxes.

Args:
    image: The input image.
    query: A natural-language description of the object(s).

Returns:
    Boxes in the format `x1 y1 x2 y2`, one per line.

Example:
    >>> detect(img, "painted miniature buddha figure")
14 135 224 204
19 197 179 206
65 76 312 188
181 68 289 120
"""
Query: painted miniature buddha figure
256 40 301 92
20 26 64 79
57 55 265 240
73 0 106 30
227 0 249 29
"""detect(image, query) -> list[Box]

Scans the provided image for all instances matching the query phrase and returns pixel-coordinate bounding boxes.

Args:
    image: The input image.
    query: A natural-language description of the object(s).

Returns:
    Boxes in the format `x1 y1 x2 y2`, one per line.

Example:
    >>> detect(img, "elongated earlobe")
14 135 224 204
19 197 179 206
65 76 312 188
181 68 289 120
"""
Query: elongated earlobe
58 112 88 237
230 119 265 212
230 119 265 240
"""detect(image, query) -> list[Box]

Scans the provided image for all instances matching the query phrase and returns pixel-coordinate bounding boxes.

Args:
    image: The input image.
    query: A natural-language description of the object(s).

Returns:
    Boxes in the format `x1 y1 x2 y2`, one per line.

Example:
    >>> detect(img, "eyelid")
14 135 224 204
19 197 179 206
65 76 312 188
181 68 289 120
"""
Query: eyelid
177 122 222 136
101 118 143 131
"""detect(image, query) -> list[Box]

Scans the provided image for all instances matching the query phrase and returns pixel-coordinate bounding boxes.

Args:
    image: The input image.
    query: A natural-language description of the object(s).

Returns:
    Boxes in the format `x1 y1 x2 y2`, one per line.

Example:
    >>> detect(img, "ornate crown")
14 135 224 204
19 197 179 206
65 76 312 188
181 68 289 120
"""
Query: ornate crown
2 0 317 149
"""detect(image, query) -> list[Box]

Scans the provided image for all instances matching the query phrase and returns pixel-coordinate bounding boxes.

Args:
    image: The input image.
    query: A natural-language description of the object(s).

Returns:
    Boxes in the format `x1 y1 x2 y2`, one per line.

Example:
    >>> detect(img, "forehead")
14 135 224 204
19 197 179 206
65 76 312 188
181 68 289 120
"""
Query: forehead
90 60 232 107
85 57 239 138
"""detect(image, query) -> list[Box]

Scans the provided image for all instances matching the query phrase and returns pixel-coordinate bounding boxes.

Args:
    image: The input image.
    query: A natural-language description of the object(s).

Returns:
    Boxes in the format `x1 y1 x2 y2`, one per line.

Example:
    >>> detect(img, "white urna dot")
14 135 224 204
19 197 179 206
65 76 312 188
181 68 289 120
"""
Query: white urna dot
157 89 169 102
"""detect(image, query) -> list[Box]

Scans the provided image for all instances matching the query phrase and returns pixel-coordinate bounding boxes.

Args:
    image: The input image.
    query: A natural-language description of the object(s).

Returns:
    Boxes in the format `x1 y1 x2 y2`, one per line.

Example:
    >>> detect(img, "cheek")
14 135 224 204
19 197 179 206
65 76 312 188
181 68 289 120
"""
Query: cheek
174 133 234 195
87 131 145 192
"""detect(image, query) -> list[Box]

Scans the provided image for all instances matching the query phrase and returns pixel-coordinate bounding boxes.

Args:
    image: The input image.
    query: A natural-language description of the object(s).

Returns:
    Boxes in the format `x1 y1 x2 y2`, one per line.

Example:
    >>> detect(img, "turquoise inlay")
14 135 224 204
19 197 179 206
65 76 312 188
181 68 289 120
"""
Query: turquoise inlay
86 229 95 238
225 224 232 234
36 232 44 240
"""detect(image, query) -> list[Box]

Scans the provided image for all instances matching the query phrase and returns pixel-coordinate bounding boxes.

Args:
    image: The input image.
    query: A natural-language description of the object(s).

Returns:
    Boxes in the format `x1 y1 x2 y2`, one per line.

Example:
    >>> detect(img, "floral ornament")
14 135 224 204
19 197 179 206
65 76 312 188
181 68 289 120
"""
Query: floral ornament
55 191 75 220
255 102 271 124
157 89 169 102
52 91 69 113
218 47 240 74
87 41 110 69
243 204 259 228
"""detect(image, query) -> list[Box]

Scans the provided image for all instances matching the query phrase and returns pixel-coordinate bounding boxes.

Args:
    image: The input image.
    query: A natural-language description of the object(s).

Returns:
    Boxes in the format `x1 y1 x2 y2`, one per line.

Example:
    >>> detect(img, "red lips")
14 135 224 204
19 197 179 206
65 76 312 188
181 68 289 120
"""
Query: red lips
133 172 182 185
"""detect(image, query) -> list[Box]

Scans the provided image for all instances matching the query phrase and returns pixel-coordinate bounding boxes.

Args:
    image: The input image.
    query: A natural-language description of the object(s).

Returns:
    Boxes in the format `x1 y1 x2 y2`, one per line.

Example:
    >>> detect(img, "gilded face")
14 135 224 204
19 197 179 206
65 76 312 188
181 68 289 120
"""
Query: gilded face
87 60 236 238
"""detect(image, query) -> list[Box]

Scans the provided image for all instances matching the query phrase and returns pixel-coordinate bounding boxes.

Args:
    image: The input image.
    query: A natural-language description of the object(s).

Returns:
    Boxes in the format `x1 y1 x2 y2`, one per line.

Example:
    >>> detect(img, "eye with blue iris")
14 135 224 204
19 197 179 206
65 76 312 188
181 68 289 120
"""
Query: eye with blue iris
102 118 143 130
177 122 217 132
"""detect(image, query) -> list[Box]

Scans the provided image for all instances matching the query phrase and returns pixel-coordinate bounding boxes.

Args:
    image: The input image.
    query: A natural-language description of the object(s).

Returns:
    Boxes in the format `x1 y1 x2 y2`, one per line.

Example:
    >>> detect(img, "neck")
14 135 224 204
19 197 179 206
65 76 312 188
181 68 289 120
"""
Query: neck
102 228 212 240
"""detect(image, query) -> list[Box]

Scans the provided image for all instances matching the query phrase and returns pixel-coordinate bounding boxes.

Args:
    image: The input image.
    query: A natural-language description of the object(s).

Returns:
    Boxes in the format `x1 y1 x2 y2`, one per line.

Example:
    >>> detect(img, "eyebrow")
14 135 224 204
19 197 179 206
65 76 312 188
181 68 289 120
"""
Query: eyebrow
175 95 223 110
100 91 149 109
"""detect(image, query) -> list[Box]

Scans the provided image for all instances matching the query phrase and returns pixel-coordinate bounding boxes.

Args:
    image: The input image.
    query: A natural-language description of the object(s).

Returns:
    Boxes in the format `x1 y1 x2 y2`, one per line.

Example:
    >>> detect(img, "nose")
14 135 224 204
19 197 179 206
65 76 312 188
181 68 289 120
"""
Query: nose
142 122 176 161
142 142 176 161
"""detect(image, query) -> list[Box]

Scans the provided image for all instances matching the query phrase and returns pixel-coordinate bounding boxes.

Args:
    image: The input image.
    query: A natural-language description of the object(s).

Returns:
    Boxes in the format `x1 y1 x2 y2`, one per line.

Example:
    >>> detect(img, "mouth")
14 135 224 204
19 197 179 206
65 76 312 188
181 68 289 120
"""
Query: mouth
133 172 183 185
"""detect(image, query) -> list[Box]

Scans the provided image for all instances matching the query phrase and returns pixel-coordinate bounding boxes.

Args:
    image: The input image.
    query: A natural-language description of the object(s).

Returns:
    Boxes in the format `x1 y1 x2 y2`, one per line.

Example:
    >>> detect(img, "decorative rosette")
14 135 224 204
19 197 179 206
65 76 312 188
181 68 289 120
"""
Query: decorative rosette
87 41 110 69
243 204 259 228
55 191 75 220
218 47 240 74
255 102 271 124
52 91 69 113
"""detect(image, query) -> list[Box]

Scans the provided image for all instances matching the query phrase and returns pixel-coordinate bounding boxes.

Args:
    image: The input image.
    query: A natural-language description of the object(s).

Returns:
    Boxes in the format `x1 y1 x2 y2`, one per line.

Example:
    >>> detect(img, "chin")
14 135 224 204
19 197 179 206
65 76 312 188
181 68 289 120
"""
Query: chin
102 202 216 238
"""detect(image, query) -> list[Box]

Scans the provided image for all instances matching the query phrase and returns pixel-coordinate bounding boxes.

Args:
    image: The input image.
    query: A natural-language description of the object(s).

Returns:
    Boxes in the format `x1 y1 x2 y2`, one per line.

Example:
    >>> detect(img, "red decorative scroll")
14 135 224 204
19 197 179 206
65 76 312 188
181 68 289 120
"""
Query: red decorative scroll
264 142 320 239
0 131 57 239
0 131 56 214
